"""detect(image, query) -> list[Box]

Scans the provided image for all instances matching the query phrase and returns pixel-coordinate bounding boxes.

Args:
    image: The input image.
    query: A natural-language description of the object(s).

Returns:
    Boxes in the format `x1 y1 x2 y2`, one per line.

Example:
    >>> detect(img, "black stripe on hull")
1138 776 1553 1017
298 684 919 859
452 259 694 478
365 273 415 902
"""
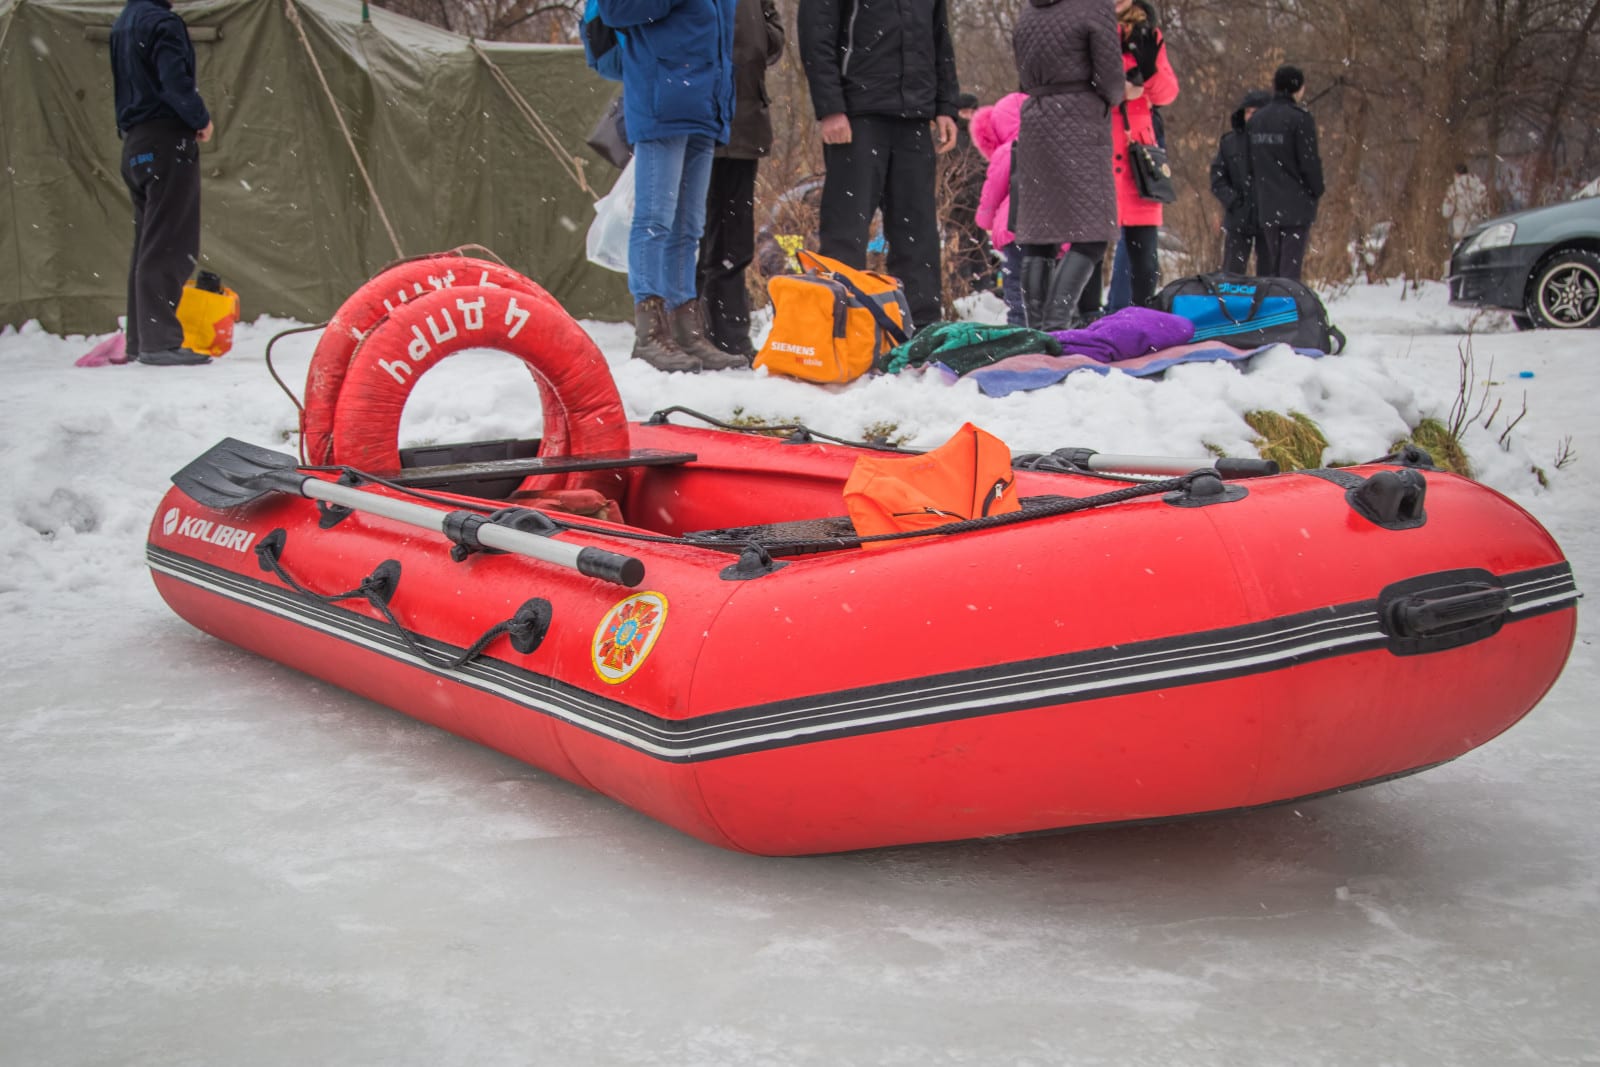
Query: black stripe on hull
148 547 1579 764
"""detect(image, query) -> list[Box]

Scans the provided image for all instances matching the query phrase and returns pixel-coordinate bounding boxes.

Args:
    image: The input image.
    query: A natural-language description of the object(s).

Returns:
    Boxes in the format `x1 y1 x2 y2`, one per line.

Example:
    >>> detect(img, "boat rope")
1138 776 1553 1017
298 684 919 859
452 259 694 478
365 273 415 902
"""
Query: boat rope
293 460 1198 558
255 532 552 667
470 41 596 200
283 0 405 259
264 322 327 428
644 406 914 453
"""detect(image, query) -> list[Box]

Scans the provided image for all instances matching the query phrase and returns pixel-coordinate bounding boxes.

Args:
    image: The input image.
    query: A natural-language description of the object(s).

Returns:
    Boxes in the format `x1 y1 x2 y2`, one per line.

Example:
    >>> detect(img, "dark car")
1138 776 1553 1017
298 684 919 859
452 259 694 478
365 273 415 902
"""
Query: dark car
1448 190 1600 329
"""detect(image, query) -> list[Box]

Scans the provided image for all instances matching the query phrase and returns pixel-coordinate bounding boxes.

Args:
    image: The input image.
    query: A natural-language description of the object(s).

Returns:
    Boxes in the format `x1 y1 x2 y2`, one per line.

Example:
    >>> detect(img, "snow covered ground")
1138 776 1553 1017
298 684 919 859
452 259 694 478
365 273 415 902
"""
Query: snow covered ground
1 282 1594 1065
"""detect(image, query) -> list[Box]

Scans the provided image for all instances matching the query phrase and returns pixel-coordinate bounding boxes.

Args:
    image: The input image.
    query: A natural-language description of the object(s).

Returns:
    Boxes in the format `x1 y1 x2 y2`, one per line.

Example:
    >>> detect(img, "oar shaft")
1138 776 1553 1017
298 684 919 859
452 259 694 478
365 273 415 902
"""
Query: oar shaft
297 478 643 586
1085 453 1279 478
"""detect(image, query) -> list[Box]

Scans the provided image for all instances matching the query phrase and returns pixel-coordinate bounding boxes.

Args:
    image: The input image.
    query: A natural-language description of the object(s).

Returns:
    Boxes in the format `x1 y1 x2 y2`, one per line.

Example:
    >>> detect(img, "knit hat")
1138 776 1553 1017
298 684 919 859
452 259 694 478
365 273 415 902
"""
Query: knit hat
957 92 980 111
1241 88 1273 111
1274 65 1305 95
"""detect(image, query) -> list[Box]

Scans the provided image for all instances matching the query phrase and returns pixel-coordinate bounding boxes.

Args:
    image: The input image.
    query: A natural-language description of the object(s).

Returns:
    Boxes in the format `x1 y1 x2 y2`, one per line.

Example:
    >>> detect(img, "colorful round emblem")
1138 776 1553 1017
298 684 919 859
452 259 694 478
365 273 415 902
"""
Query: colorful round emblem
592 592 668 684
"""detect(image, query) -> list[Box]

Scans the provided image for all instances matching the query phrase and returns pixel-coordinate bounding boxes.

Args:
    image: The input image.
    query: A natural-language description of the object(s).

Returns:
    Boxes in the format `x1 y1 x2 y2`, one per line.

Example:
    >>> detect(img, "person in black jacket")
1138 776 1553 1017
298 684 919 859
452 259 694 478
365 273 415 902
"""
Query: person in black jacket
1246 65 1324 281
109 0 214 366
1210 88 1270 274
798 0 961 331
695 0 785 364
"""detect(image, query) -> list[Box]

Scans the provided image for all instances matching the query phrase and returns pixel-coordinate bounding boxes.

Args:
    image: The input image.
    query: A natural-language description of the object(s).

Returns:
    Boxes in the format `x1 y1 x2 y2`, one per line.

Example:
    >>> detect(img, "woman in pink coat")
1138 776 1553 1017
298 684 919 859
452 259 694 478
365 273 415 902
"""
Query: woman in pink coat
971 92 1028 325
1103 0 1178 310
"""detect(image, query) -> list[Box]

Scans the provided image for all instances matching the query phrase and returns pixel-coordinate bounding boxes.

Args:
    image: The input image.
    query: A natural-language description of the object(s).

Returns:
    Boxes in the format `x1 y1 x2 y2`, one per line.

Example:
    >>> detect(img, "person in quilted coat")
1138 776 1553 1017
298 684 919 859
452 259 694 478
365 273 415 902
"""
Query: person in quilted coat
1011 0 1126 330
970 92 1028 324
1100 0 1178 311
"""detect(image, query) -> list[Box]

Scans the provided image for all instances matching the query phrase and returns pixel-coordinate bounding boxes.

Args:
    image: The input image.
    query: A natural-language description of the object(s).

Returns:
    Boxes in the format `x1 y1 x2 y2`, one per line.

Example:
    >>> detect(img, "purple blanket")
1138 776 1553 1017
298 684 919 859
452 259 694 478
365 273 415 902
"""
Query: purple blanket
966 341 1325 397
1050 306 1195 363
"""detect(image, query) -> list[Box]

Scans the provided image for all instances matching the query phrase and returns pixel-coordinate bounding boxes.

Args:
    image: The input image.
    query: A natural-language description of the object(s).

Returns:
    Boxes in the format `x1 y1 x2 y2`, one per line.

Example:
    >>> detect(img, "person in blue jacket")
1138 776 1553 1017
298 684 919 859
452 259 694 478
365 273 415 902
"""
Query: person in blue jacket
109 0 214 366
598 0 741 372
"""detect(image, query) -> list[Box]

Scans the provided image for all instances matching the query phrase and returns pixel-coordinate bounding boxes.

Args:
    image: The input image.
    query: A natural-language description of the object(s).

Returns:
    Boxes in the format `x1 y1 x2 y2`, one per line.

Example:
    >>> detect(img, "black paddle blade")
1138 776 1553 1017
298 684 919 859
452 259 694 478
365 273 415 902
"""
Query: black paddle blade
171 437 306 510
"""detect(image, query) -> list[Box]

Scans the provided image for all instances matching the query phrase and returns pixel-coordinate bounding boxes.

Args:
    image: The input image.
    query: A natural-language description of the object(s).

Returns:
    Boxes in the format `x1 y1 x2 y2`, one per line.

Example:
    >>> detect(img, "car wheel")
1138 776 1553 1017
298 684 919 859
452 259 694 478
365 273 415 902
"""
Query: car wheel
1526 249 1600 329
1510 313 1534 331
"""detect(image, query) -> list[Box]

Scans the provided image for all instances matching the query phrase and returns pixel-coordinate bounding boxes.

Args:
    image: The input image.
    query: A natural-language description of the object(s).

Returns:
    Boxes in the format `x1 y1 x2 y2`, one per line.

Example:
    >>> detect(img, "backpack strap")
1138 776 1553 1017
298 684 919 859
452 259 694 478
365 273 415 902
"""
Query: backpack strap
828 270 910 345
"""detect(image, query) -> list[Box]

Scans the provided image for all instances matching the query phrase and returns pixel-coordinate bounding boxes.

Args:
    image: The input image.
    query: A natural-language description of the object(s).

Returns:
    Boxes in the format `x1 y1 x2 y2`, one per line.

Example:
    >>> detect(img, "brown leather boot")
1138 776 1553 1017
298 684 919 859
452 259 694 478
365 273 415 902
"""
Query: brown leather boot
631 297 700 372
670 299 747 370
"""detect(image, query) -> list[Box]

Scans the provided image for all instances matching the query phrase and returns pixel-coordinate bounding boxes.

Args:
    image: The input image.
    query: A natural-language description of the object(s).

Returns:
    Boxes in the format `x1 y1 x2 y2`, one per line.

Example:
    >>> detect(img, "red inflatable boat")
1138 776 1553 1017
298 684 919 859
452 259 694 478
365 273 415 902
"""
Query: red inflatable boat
146 257 1580 855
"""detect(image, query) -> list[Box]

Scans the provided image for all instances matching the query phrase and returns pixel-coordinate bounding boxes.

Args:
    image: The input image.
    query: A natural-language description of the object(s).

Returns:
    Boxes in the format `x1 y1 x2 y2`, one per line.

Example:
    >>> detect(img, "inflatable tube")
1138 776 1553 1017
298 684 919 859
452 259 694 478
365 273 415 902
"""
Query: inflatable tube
301 254 571 468
328 284 629 497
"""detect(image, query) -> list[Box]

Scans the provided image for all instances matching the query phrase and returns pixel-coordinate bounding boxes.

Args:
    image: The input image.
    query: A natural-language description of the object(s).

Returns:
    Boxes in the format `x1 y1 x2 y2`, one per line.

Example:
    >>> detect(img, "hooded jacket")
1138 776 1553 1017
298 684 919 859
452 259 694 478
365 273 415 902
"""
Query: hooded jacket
1109 0 1178 228
972 92 1025 249
598 0 737 144
109 0 210 134
1209 89 1270 235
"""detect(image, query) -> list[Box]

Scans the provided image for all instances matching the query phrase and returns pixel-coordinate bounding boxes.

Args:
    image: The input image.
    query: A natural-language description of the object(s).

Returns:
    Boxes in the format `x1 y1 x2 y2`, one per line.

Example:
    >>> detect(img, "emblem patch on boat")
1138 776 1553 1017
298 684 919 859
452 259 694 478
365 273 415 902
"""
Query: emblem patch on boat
592 592 668 684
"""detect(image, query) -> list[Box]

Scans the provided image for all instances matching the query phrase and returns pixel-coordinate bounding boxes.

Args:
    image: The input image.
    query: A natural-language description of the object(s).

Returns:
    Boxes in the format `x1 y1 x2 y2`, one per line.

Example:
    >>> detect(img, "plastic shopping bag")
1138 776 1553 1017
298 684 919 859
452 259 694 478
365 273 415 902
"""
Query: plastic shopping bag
585 157 634 273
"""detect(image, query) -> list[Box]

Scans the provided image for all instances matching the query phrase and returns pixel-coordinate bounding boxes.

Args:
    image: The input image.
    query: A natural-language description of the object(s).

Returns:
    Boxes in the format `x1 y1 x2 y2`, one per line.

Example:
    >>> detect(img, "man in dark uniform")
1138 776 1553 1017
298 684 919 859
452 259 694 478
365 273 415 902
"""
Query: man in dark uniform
1246 64 1323 282
798 0 961 332
1210 88 1271 274
110 0 214 365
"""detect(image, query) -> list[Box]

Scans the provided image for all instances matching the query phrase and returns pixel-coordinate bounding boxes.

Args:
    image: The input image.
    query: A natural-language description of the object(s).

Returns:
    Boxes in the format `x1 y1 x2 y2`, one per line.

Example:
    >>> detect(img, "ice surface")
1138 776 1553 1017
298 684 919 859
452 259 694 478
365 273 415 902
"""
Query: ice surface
1 283 1595 1066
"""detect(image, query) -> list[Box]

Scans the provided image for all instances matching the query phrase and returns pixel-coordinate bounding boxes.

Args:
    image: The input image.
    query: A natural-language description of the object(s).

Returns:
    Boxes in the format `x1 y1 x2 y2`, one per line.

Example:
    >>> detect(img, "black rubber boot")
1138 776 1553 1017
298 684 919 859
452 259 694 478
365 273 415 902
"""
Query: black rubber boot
631 297 701 373
671 299 746 370
1020 255 1056 330
1042 250 1100 332
137 347 210 366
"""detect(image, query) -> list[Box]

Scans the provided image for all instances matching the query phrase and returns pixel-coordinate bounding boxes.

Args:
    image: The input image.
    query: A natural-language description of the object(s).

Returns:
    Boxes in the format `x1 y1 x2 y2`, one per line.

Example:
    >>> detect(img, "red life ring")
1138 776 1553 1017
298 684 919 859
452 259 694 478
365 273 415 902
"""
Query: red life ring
327 284 628 498
301 254 571 467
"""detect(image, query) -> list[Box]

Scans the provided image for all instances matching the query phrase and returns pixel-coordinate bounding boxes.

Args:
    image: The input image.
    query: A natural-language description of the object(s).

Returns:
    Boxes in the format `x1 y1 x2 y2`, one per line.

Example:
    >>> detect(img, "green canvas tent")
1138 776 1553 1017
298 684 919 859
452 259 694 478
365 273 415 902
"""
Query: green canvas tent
0 0 631 334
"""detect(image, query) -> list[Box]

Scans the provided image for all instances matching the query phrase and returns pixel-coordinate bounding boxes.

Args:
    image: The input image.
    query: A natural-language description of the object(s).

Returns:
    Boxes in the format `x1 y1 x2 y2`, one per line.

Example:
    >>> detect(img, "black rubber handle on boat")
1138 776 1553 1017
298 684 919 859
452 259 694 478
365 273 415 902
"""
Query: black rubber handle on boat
577 546 646 588
1213 458 1280 478
1388 587 1511 638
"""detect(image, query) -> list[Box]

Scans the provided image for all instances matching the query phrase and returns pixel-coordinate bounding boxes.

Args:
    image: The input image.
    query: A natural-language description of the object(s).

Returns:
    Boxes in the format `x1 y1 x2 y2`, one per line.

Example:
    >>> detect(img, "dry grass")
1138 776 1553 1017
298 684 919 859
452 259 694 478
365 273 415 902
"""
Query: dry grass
1394 417 1473 478
1243 410 1329 471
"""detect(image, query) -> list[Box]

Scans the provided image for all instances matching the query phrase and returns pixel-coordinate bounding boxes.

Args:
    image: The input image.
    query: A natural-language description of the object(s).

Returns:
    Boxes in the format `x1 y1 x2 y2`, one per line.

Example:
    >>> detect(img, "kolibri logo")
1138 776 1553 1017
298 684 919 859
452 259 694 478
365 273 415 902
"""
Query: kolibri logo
163 508 258 553
1215 283 1258 295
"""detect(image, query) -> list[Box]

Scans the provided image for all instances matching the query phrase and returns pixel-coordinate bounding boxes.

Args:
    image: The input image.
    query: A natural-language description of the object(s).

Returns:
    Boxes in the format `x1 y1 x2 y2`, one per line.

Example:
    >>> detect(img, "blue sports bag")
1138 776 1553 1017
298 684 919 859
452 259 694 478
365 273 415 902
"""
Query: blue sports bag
1155 273 1346 354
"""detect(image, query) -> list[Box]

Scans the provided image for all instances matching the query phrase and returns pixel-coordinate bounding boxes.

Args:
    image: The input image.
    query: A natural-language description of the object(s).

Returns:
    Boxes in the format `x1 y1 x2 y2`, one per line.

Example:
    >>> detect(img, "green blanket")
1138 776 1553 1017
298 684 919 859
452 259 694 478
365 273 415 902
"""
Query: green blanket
883 322 1062 375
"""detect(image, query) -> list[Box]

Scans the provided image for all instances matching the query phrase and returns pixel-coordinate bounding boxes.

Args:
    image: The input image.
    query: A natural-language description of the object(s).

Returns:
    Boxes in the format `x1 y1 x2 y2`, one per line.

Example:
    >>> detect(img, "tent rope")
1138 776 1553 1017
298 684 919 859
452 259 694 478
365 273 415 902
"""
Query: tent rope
282 0 405 259
470 41 596 201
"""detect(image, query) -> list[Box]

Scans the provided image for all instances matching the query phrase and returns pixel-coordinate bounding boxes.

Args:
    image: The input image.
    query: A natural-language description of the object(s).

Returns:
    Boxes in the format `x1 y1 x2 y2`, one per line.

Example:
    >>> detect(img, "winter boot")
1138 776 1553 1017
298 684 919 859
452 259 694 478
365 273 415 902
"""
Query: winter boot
1020 255 1056 331
670 299 746 370
631 297 701 372
1042 249 1101 332
137 347 211 366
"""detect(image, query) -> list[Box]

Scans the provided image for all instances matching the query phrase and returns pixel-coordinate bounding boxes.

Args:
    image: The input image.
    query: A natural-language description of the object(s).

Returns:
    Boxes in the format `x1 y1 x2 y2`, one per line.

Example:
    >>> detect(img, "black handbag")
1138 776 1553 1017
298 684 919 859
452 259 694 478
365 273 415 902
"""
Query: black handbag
585 93 632 170
1120 103 1175 204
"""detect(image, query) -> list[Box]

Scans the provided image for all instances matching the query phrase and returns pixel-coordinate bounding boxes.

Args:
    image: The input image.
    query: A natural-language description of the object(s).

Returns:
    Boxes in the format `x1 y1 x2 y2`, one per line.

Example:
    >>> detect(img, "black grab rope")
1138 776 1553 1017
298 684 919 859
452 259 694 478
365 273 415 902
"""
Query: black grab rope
254 531 552 669
747 471 1199 554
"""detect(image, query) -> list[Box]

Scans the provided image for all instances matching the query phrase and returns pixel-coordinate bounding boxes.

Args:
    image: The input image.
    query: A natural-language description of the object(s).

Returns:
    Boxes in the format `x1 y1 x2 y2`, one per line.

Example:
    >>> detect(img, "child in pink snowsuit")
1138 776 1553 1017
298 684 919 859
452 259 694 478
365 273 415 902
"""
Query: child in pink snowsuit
971 92 1028 326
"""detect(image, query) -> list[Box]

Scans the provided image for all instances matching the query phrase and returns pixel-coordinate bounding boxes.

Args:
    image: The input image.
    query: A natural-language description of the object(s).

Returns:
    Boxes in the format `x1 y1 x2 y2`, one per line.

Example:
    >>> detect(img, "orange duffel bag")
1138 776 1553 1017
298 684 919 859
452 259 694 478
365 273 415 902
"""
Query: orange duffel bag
754 250 910 384
844 422 1021 545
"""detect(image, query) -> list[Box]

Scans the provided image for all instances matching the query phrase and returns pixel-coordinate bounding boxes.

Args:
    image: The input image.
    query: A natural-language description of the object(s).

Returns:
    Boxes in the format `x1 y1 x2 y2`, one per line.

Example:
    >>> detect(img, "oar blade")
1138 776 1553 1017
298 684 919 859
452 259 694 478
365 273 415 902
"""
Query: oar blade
172 437 302 510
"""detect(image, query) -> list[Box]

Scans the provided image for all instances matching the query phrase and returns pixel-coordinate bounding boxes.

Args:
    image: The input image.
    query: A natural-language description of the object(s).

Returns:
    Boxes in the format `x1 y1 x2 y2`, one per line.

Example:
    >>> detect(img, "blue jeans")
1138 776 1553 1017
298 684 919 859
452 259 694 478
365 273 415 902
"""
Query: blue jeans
629 134 716 307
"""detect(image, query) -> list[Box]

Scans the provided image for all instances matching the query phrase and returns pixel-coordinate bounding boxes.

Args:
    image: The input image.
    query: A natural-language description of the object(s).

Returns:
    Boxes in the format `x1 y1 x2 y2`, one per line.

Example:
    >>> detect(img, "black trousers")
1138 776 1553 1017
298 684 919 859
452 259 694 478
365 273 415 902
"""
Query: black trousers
1122 225 1160 307
1221 228 1259 275
1077 227 1158 314
121 121 201 354
1257 224 1309 281
818 116 942 331
696 156 759 354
